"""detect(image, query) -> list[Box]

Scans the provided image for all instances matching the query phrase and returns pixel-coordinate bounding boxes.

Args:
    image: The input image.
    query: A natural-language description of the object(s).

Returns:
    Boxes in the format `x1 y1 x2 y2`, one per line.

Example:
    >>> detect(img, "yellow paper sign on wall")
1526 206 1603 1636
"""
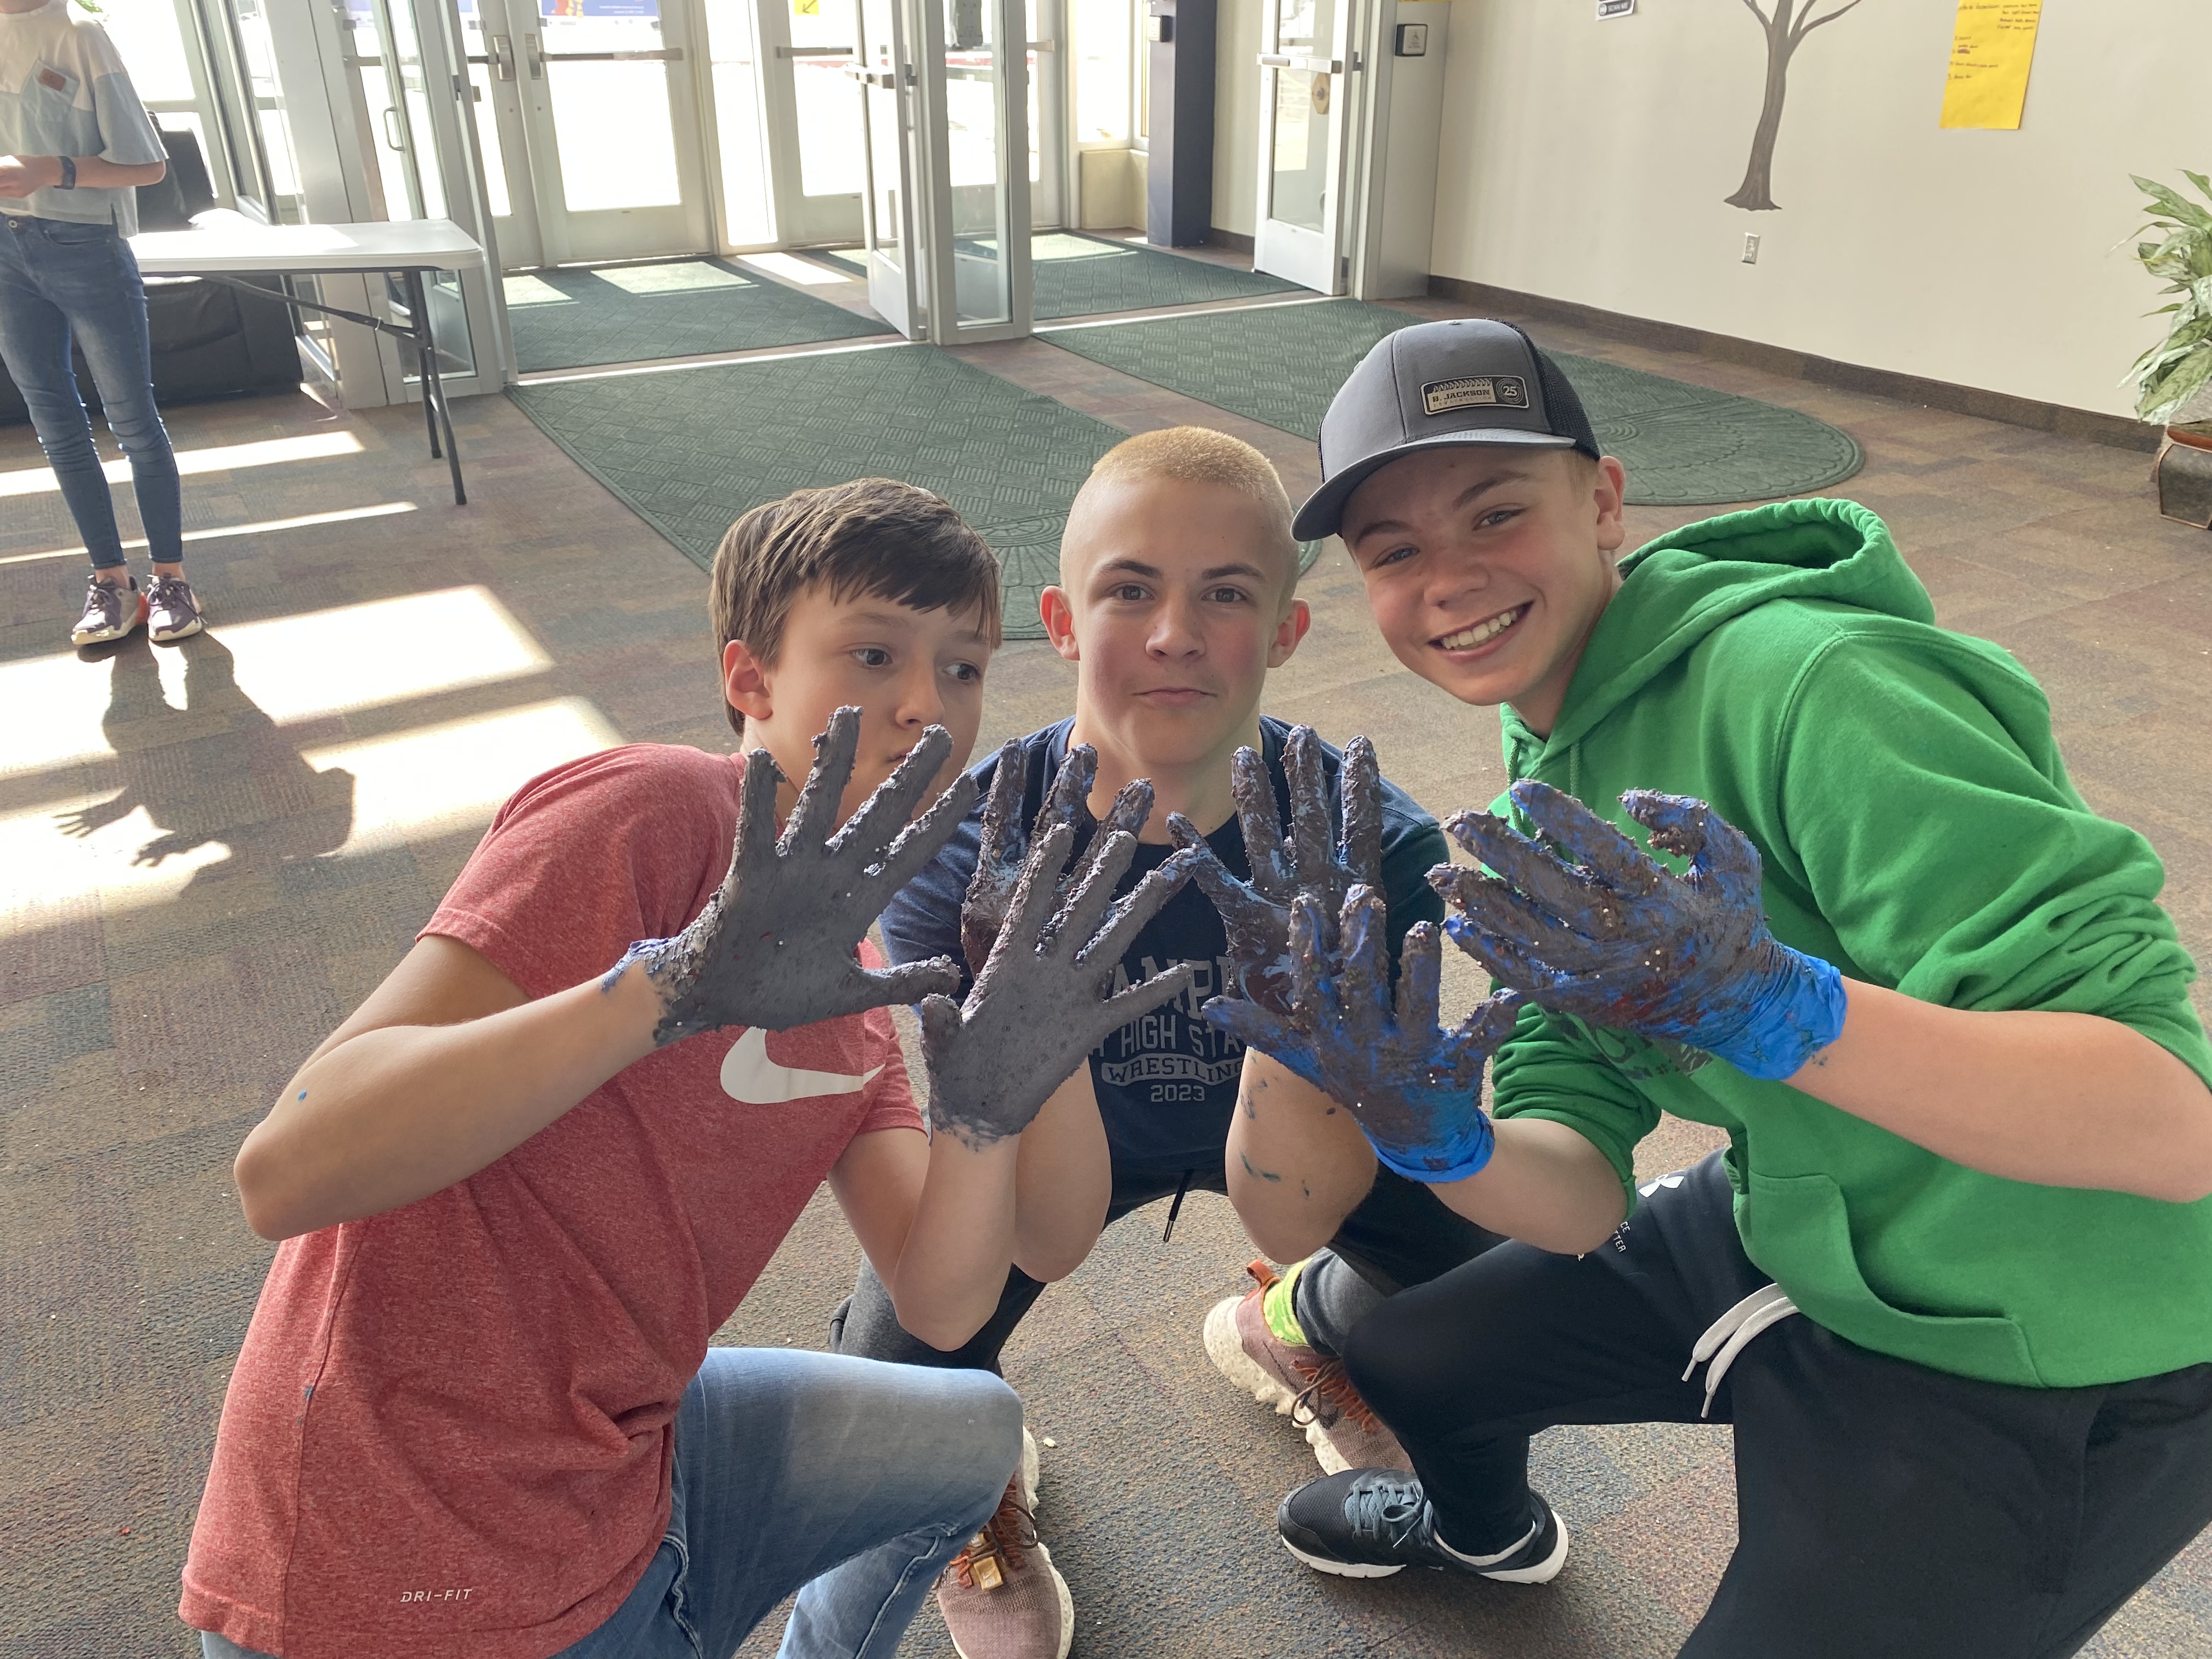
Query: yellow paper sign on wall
794 0 819 13
1940 0 2043 129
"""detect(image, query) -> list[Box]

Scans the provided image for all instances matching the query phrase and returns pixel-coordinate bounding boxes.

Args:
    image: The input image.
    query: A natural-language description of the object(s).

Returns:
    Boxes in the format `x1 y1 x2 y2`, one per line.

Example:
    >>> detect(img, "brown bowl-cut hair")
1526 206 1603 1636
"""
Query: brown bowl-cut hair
709 479 1003 736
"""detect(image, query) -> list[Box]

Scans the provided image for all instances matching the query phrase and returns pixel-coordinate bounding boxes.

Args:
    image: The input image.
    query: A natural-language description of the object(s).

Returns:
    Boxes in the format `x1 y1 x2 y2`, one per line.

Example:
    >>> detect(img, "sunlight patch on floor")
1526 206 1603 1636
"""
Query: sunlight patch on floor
0 586 551 783
301 697 623 856
0 500 417 567
596 261 751 295
0 697 620 939
738 252 851 287
0 431 364 499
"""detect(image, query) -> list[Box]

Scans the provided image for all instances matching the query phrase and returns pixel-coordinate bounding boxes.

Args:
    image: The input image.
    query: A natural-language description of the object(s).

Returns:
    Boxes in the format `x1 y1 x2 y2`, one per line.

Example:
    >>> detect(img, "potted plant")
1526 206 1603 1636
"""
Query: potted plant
2130 172 2212 525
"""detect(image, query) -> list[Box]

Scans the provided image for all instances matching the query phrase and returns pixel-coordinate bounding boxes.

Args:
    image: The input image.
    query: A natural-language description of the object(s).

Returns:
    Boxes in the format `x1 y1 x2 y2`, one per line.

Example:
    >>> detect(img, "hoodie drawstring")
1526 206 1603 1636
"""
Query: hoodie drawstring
1683 1283 1799 1418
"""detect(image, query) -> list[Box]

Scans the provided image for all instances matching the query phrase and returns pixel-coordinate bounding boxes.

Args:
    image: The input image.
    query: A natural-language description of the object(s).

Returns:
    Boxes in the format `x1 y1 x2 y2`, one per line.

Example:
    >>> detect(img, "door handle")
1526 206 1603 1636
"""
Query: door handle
1257 53 1291 66
1256 53 1341 72
777 45 854 57
381 106 405 151
523 32 544 79
539 47 687 62
1027 38 1055 50
488 33 515 80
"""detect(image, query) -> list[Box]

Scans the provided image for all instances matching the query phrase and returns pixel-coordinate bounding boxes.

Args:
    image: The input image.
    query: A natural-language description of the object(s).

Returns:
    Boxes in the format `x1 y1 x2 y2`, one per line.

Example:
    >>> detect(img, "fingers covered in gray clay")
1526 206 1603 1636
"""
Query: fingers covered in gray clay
616 707 969 1043
925 798 1196 1150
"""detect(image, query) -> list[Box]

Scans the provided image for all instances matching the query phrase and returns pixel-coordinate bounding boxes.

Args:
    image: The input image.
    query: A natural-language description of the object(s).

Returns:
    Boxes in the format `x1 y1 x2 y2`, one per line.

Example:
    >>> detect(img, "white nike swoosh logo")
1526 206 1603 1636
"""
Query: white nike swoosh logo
719 1026 882 1105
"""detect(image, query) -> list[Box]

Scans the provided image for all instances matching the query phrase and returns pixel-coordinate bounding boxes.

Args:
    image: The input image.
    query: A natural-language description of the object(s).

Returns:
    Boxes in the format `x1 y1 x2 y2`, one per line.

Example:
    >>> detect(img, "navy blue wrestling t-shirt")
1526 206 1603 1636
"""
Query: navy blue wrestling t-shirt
881 717 1449 1177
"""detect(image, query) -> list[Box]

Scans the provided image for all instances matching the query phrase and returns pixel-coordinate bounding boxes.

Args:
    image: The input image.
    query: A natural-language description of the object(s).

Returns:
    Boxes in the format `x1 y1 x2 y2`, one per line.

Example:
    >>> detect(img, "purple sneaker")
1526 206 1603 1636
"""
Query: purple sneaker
146 574 206 642
71 574 146 646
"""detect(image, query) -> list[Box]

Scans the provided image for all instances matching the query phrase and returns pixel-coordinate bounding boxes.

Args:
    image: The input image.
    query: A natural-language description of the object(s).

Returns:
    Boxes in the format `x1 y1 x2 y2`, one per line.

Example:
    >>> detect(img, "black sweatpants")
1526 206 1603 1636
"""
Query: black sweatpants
831 1160 1504 1372
1344 1152 2212 1659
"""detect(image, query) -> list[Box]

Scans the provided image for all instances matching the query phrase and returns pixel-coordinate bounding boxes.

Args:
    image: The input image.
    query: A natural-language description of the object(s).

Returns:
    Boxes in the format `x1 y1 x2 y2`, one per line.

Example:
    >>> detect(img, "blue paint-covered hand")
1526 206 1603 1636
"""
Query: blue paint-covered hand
1432 782 1847 1081
1166 726 1384 1017
1203 886 1525 1183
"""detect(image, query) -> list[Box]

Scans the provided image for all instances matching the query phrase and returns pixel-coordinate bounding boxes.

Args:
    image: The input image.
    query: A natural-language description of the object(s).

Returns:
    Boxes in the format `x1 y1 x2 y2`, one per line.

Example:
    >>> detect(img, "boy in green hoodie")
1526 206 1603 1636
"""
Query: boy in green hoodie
1197 318 2212 1655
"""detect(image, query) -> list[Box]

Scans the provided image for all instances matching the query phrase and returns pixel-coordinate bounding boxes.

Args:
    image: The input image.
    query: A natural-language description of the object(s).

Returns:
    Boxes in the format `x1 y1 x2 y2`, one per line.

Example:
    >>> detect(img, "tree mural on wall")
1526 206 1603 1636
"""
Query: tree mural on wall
1727 0 1868 211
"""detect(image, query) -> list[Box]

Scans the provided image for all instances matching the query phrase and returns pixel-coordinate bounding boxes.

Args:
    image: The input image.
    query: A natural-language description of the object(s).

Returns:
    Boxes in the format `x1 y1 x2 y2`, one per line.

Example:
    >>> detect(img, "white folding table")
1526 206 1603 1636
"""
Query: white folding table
129 213 487 505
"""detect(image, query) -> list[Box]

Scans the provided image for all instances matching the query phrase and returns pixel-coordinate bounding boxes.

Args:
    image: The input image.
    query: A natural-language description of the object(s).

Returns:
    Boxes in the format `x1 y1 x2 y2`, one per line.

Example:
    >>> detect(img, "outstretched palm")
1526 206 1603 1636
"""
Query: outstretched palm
924 819 1197 1149
627 707 970 1043
1204 888 1522 1182
1431 781 1776 1041
960 740 1155 975
1167 726 1384 1016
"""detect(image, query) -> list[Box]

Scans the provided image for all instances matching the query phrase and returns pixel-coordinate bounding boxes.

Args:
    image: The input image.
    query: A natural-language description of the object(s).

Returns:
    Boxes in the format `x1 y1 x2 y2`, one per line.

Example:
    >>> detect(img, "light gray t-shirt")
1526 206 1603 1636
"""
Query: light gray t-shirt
0 0 165 236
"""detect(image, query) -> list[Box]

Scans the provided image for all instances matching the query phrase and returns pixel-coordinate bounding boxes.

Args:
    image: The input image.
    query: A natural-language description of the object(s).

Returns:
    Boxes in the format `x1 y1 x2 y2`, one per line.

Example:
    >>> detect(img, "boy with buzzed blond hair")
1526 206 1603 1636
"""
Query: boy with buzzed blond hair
813 428 1508 1658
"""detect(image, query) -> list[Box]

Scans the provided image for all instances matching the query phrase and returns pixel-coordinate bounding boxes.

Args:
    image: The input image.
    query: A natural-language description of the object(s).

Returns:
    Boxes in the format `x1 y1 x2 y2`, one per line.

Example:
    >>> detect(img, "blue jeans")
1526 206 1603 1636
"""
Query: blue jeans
0 213 183 571
199 1347 1021 1659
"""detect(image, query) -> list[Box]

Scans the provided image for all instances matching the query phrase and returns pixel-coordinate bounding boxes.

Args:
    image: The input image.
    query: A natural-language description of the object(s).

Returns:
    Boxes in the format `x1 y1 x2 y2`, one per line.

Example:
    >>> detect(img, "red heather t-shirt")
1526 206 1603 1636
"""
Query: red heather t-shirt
180 744 923 1659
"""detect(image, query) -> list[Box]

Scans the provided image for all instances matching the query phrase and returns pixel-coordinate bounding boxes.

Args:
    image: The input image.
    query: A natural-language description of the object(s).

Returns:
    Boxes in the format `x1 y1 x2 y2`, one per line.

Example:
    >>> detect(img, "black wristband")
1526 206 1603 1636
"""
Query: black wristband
56 156 76 190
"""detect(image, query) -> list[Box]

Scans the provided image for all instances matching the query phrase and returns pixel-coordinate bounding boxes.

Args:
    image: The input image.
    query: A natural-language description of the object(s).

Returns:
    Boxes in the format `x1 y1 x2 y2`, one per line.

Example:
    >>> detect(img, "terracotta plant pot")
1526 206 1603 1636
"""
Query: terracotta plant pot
2154 421 2212 527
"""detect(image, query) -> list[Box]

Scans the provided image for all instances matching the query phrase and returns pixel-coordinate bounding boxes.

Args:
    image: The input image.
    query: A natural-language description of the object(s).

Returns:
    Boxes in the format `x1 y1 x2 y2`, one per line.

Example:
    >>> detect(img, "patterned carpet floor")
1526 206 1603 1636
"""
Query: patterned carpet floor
503 259 890 373
509 343 1124 637
1046 300 1866 506
15 268 2212 1659
809 232 1307 320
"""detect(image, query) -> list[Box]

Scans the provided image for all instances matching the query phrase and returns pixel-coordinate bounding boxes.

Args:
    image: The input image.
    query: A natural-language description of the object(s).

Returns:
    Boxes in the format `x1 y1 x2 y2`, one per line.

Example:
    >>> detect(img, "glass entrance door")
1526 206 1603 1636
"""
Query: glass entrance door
856 0 919 332
465 0 714 269
855 0 1029 341
756 0 868 246
1251 0 1352 294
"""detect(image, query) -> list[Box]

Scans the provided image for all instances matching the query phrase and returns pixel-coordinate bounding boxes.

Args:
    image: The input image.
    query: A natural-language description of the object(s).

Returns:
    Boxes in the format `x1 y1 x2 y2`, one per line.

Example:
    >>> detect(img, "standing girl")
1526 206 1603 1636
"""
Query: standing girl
1 0 201 646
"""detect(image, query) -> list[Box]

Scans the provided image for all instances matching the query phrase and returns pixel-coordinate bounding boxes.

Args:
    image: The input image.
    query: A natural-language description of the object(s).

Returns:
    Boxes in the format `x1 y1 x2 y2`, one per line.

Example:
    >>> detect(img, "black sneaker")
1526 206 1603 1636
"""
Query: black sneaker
1276 1469 1569 1584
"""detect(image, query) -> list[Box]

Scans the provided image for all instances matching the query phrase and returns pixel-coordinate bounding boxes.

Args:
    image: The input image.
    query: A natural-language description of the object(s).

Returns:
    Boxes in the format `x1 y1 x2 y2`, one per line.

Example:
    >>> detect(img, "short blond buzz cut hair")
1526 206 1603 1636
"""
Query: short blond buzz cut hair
1074 426 1301 591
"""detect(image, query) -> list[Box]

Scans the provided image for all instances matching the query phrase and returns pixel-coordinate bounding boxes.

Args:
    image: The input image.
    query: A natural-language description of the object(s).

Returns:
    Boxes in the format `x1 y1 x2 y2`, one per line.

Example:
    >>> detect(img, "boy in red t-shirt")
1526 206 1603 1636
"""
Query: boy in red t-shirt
180 480 1198 1659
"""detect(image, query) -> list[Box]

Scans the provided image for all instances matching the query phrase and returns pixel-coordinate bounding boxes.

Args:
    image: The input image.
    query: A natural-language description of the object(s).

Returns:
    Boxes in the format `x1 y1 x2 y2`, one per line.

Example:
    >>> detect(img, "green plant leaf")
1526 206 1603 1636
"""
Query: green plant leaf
2140 345 2212 425
2187 170 2212 205
2136 179 2212 233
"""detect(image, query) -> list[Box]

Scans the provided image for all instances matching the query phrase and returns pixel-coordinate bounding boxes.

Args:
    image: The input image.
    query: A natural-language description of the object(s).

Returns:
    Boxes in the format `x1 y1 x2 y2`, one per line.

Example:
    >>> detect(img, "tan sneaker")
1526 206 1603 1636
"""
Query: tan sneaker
935 1427 1071 1659
146 573 206 642
1203 1259 1412 1476
71 574 145 646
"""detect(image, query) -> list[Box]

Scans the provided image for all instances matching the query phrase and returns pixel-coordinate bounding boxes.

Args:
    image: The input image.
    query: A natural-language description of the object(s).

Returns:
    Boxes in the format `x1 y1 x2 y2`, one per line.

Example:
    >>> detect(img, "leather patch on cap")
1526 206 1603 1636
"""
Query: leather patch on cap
1421 375 1529 416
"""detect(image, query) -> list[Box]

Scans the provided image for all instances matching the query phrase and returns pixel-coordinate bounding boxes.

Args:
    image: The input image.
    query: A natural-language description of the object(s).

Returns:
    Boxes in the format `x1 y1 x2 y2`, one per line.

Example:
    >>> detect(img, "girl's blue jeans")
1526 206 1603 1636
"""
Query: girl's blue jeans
0 213 183 571
199 1346 1022 1659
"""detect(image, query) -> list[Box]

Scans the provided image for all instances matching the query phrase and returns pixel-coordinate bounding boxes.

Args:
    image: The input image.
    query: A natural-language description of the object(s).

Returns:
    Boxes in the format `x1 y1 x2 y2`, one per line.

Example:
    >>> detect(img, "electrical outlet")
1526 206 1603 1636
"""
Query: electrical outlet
1742 233 1760 265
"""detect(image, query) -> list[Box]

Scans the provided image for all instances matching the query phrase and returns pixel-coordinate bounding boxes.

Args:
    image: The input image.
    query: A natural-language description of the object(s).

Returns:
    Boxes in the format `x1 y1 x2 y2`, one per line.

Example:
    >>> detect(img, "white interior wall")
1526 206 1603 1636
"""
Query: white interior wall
1429 0 2211 421
1212 0 1261 236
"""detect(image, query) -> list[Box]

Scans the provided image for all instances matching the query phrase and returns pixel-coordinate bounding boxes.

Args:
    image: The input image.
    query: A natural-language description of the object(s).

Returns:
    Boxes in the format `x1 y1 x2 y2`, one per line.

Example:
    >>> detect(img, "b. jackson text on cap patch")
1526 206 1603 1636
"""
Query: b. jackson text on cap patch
1421 375 1529 416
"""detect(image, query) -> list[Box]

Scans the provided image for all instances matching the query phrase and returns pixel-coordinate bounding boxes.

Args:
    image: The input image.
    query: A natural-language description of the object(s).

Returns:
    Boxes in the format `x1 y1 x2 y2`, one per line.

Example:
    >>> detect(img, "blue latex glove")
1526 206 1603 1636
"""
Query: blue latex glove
1432 781 1847 1081
1203 885 1525 1183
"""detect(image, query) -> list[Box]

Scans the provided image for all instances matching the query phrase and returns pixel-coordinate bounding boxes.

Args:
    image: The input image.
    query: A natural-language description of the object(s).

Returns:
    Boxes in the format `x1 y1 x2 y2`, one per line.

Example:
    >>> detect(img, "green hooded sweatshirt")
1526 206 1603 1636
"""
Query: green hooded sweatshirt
1487 496 2212 1389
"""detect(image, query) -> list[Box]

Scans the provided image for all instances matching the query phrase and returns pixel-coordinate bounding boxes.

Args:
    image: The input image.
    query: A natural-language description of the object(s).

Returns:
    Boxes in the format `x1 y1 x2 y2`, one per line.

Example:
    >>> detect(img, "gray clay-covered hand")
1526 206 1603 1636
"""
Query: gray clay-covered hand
1203 888 1523 1183
1165 726 1384 1016
960 739 1154 975
923 817 1198 1149
620 707 970 1043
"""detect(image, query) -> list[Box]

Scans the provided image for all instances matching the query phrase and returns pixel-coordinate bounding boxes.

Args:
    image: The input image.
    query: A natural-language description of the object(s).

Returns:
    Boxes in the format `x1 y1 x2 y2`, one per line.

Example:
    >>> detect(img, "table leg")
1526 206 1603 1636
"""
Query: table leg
403 268 467 507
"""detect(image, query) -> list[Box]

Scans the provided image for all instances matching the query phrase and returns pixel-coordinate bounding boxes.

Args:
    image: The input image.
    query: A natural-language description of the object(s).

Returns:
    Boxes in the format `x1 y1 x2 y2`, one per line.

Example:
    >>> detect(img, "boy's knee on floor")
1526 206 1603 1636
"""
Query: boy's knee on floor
1342 1292 1430 1417
943 1370 1024 1502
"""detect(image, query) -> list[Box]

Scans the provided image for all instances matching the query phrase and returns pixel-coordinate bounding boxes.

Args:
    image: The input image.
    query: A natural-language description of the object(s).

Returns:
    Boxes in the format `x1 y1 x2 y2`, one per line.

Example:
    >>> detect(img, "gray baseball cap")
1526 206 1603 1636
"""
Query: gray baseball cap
1293 319 1600 542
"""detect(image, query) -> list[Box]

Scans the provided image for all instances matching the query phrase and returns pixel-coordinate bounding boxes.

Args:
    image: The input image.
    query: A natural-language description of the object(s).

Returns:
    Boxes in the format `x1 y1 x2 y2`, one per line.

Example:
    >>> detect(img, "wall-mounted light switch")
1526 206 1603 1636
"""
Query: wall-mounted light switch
1742 233 1760 264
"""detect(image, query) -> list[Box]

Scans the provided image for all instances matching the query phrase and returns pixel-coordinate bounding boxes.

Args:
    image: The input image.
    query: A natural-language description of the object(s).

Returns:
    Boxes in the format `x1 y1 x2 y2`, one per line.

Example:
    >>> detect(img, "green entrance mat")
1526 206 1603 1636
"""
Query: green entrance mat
1046 300 1864 506
504 259 891 374
510 344 1115 637
811 234 1305 321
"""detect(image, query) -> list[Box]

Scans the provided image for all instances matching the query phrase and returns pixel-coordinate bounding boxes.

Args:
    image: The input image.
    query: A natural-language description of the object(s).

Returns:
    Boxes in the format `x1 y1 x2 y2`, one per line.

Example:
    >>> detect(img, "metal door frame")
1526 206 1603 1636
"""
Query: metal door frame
472 0 715 268
1250 0 1364 295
